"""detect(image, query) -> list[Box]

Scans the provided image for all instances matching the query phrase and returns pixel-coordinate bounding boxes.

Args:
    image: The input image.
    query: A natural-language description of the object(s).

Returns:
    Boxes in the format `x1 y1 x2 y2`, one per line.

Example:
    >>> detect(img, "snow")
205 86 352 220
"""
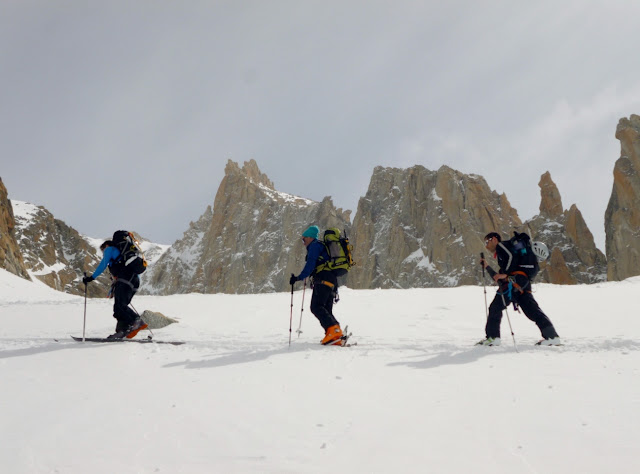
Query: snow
256 182 314 206
1 268 639 473
29 262 67 276
10 200 40 221
404 249 438 272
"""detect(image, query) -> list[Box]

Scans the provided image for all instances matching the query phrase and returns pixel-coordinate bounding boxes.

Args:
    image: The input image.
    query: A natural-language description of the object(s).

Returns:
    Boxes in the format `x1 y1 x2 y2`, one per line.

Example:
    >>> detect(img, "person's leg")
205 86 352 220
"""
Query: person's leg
310 282 339 331
516 292 559 339
113 281 138 328
485 294 506 339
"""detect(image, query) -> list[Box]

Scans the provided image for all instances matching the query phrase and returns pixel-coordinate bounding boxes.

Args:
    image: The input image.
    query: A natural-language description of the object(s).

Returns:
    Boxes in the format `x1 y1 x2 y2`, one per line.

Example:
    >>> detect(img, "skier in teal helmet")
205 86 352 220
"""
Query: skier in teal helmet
290 225 344 345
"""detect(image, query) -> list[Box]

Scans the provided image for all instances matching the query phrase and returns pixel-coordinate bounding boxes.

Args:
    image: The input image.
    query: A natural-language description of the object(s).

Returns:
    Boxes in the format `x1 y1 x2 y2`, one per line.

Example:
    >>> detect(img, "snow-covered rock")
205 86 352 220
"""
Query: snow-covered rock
11 200 169 297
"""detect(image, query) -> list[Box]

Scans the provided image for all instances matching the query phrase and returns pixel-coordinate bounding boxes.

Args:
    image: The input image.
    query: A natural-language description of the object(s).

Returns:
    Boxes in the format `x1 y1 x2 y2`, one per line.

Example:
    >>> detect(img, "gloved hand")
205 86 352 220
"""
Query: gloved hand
82 275 94 284
289 274 297 286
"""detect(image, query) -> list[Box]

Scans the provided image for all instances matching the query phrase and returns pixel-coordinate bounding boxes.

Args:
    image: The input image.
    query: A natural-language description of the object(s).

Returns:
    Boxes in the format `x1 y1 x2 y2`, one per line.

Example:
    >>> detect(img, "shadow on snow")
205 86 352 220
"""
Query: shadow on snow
163 342 322 369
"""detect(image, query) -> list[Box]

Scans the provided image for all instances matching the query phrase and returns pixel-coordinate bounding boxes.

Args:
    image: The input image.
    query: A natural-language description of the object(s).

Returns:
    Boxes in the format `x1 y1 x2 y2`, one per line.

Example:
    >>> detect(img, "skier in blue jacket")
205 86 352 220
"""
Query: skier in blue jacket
290 225 344 345
83 240 147 339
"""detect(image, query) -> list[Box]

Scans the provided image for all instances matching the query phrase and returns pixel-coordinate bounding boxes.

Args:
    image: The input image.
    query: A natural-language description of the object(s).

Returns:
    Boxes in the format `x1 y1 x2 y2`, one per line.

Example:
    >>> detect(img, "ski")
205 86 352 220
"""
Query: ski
71 336 185 346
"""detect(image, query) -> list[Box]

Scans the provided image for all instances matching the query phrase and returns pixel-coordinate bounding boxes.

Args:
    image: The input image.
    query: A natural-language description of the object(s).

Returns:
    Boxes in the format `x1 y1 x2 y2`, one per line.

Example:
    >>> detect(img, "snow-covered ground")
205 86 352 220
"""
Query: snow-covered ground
1 268 638 473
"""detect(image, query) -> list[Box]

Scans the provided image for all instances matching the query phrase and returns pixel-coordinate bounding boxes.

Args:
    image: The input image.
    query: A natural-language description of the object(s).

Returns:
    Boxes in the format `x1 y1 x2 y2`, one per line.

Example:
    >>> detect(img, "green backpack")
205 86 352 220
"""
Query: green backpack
316 228 355 277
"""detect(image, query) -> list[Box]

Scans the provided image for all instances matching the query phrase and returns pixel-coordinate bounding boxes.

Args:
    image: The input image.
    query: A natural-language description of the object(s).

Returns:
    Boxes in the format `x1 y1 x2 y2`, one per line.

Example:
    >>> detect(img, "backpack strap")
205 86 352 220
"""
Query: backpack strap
313 242 331 274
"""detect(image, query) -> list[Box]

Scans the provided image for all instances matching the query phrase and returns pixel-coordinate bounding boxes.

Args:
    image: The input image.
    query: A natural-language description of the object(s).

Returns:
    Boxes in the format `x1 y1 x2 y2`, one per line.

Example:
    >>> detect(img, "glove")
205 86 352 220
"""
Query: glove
289 274 298 286
82 275 94 284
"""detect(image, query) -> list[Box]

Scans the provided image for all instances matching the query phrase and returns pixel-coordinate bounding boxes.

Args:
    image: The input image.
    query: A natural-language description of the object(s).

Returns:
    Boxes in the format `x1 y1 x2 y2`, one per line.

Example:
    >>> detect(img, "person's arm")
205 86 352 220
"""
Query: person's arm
92 246 119 279
297 241 322 280
496 242 515 274
481 256 498 279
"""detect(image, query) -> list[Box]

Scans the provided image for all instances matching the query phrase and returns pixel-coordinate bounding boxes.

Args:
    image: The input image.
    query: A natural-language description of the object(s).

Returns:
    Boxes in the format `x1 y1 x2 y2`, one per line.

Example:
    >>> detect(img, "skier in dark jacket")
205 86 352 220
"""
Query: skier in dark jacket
82 240 147 339
478 232 560 346
290 225 344 345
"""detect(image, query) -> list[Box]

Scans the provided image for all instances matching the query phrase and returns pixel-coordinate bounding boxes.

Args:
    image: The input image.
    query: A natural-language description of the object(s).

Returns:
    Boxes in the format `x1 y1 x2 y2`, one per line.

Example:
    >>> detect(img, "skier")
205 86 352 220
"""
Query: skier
290 225 344 345
478 232 561 346
82 240 147 339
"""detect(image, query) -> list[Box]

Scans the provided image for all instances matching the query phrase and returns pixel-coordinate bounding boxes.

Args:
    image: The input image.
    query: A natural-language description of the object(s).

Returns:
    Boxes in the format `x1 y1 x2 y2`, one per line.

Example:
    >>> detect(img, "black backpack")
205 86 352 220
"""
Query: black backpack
506 232 539 280
109 230 147 277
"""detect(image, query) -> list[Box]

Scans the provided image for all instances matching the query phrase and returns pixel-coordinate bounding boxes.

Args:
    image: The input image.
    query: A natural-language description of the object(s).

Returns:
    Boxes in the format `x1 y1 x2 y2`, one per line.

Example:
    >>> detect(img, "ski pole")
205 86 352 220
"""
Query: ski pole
82 272 88 342
480 252 488 319
499 290 518 353
289 277 295 347
296 278 307 337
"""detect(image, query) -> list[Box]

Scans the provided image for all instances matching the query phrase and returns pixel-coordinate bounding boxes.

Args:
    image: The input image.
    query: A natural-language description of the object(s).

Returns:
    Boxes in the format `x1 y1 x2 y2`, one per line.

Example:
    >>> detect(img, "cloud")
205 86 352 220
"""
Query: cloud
2 1 640 251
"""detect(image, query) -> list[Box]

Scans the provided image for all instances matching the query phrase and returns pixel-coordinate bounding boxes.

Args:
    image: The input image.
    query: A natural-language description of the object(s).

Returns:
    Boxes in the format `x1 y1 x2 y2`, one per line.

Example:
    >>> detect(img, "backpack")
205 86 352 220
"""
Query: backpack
505 232 539 280
316 228 355 277
109 230 147 277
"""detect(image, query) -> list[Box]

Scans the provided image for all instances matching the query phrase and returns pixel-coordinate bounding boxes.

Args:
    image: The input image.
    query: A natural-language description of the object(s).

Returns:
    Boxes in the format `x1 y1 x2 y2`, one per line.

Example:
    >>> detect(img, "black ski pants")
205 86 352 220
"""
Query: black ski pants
486 279 558 339
310 271 340 331
113 274 140 330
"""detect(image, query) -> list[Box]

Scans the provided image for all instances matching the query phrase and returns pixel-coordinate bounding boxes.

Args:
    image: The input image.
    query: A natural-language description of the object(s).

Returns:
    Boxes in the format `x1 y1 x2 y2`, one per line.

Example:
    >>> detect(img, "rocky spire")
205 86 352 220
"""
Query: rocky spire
0 178 30 280
526 172 606 284
144 160 351 294
538 171 564 218
605 114 640 281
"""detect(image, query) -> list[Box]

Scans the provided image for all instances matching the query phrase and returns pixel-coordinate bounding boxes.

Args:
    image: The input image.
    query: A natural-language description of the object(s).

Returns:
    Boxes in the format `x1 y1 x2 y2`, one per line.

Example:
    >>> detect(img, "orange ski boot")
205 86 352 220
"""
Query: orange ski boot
125 318 148 339
321 325 343 345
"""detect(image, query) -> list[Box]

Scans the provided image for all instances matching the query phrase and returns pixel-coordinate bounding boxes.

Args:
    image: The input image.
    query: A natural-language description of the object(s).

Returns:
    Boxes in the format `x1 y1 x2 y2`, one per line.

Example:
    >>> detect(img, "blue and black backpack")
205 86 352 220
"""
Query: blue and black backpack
109 230 147 277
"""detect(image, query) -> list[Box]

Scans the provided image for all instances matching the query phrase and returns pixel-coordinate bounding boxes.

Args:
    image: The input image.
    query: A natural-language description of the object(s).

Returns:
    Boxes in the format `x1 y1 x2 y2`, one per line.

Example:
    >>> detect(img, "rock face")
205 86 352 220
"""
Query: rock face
605 114 640 281
8 156 615 296
11 200 168 297
11 201 110 297
525 172 606 284
348 165 522 288
0 178 30 280
143 160 351 294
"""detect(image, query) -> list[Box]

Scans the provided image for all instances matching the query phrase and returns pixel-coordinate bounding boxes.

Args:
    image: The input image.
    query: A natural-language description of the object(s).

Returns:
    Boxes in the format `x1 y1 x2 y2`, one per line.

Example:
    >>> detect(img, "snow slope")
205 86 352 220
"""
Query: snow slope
1 268 638 473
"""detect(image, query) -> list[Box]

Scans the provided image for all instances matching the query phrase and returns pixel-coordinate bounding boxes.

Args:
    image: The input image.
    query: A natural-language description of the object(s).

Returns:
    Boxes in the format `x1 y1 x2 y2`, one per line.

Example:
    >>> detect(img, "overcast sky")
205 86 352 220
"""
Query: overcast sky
2 1 640 250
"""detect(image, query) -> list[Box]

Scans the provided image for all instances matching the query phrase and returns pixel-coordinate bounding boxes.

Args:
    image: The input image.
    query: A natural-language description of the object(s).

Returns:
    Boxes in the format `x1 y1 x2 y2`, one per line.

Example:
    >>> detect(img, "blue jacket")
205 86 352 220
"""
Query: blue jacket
297 239 329 281
91 246 121 279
